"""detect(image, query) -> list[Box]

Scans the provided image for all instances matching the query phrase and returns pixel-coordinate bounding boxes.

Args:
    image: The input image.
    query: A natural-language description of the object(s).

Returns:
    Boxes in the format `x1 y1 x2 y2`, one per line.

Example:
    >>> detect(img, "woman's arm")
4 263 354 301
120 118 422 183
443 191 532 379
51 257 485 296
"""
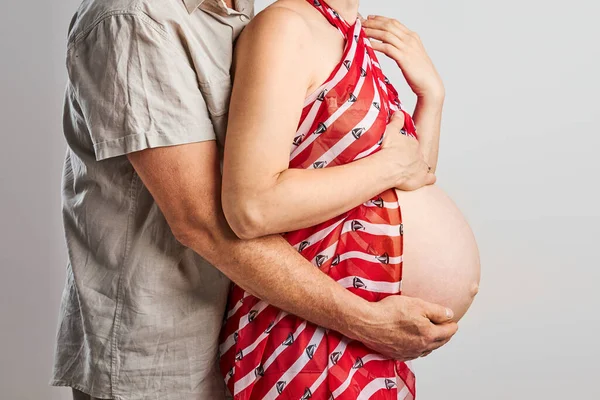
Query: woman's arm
223 7 431 239
363 15 445 171
412 95 444 172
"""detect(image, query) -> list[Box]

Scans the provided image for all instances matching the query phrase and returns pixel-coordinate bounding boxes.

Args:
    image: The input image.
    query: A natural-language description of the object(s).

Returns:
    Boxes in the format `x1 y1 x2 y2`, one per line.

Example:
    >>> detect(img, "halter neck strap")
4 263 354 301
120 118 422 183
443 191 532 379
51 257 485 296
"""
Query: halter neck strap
306 0 354 36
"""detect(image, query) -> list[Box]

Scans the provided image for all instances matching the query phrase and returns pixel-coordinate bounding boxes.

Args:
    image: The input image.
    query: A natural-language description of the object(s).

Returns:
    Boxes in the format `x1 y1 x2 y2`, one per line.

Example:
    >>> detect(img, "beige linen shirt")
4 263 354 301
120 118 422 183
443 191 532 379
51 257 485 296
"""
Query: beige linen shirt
51 1 253 399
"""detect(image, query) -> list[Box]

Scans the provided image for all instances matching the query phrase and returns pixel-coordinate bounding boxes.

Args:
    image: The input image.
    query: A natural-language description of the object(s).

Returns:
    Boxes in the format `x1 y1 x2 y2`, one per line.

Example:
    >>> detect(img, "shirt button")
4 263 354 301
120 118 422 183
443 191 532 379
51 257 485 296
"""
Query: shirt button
239 14 249 22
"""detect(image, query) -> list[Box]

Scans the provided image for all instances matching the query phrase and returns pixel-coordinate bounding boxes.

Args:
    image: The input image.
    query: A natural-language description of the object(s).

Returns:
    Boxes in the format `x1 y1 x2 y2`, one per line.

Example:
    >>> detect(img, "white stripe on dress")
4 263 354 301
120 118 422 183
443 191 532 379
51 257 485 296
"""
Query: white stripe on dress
339 251 402 265
397 385 410 400
225 291 251 320
224 367 234 385
302 23 362 107
233 321 309 395
291 218 345 249
306 337 351 395
356 377 395 399
336 276 401 294
341 219 403 237
238 310 287 361
331 354 387 398
309 68 381 168
311 246 402 268
220 300 270 355
292 26 367 160
363 199 400 209
293 217 402 260
310 240 337 264
262 327 326 400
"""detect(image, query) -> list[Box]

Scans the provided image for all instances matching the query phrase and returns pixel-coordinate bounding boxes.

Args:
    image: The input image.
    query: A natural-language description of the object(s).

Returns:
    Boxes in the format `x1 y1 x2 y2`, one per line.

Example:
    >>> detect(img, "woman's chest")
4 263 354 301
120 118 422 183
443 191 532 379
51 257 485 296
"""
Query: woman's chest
292 43 393 169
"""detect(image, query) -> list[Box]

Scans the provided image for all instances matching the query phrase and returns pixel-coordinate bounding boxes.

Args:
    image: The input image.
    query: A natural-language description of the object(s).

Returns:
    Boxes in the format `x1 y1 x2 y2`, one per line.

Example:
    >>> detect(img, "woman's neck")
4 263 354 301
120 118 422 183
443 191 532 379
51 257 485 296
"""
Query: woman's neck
325 0 360 23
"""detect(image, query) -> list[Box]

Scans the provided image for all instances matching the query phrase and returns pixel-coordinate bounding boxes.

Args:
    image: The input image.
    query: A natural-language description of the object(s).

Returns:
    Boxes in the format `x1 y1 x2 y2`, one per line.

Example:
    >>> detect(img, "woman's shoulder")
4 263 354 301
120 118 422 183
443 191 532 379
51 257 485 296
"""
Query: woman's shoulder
234 0 318 64
241 0 318 42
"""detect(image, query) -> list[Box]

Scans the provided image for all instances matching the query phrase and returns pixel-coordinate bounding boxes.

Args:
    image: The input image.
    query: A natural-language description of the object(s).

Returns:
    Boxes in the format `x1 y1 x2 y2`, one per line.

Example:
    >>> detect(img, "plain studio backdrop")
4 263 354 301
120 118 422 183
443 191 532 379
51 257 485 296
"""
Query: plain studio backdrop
1 0 598 399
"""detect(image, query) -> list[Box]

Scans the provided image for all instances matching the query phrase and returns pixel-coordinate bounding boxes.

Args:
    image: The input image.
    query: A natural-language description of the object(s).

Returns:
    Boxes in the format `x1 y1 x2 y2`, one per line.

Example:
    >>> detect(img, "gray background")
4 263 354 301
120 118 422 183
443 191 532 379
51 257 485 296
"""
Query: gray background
1 0 598 399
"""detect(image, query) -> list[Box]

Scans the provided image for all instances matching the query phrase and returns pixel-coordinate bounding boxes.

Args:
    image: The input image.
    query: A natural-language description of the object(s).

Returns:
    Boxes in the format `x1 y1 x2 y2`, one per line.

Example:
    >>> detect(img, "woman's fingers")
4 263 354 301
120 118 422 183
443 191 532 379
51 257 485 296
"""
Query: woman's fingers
364 27 407 63
364 15 443 99
363 27 406 49
368 40 403 62
364 15 412 36
363 16 421 53
387 111 406 131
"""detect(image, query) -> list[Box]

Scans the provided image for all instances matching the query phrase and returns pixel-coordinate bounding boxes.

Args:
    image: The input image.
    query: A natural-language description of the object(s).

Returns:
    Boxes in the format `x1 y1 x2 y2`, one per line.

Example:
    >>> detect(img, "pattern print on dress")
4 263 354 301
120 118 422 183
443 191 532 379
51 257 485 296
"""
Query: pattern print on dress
220 1 418 398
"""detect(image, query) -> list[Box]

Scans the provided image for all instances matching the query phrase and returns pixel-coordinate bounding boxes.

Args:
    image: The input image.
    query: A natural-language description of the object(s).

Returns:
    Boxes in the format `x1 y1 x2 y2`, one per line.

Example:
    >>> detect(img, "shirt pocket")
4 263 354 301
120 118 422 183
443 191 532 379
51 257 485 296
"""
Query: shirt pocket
200 77 232 146
200 77 232 117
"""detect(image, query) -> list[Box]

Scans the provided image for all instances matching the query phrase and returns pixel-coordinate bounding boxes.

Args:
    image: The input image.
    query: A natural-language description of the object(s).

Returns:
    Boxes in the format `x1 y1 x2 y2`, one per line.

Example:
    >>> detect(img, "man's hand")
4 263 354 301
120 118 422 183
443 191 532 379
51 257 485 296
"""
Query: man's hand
349 295 458 361
379 112 436 191
363 15 445 102
128 141 455 363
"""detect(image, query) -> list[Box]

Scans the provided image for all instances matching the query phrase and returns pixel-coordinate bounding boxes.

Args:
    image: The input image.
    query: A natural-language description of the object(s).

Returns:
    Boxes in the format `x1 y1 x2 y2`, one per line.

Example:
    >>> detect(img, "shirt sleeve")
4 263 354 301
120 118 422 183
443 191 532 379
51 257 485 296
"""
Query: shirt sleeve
67 13 216 161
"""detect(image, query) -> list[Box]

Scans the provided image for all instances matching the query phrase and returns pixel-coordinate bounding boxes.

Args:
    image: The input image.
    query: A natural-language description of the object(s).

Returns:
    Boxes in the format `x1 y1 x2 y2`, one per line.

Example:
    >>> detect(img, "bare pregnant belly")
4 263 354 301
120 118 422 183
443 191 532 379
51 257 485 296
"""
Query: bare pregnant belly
396 185 481 321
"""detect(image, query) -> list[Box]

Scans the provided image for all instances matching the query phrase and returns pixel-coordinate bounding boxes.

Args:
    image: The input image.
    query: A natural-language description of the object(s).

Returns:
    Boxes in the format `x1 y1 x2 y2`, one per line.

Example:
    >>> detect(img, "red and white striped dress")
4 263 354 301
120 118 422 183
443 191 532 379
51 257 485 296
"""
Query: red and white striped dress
220 1 418 398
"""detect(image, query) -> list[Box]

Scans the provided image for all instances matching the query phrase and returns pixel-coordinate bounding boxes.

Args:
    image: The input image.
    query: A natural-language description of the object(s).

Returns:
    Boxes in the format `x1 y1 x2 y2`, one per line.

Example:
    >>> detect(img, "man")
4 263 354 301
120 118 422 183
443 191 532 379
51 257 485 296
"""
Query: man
51 0 457 399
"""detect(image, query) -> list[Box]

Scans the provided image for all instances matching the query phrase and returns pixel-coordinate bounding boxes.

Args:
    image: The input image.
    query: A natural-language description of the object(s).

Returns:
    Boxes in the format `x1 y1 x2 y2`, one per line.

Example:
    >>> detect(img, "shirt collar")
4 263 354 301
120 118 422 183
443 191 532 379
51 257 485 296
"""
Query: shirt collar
183 0 252 15
183 0 205 13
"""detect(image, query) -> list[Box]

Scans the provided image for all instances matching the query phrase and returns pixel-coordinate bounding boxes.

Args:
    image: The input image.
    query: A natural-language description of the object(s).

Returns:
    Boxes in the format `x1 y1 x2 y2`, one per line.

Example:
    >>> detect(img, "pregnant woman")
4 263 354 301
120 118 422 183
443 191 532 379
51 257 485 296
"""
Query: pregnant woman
220 0 480 398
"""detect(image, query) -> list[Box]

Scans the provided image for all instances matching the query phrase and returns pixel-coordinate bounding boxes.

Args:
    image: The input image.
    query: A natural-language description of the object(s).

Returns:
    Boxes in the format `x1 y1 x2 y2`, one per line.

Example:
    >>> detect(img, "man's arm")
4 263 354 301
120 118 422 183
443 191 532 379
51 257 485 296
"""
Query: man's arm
128 140 457 361
68 9 456 362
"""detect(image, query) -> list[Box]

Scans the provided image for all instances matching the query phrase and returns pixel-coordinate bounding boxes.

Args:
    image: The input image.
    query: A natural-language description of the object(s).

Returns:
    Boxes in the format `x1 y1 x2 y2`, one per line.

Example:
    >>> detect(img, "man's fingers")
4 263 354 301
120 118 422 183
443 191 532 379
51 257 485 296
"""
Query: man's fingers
425 333 453 353
434 322 459 341
426 323 459 352
422 301 454 323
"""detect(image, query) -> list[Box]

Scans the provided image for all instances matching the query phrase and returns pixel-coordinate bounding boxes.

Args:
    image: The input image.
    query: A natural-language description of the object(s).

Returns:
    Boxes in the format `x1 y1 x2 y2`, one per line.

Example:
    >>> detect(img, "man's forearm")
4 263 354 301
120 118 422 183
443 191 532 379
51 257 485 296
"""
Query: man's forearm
413 94 444 172
128 142 373 339
129 141 458 362
179 211 372 340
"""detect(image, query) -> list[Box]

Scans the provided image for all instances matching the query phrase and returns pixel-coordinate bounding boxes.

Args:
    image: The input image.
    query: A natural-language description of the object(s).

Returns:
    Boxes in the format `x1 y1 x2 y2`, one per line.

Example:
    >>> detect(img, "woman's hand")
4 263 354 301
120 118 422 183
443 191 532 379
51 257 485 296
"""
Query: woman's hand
379 113 436 190
363 15 445 101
